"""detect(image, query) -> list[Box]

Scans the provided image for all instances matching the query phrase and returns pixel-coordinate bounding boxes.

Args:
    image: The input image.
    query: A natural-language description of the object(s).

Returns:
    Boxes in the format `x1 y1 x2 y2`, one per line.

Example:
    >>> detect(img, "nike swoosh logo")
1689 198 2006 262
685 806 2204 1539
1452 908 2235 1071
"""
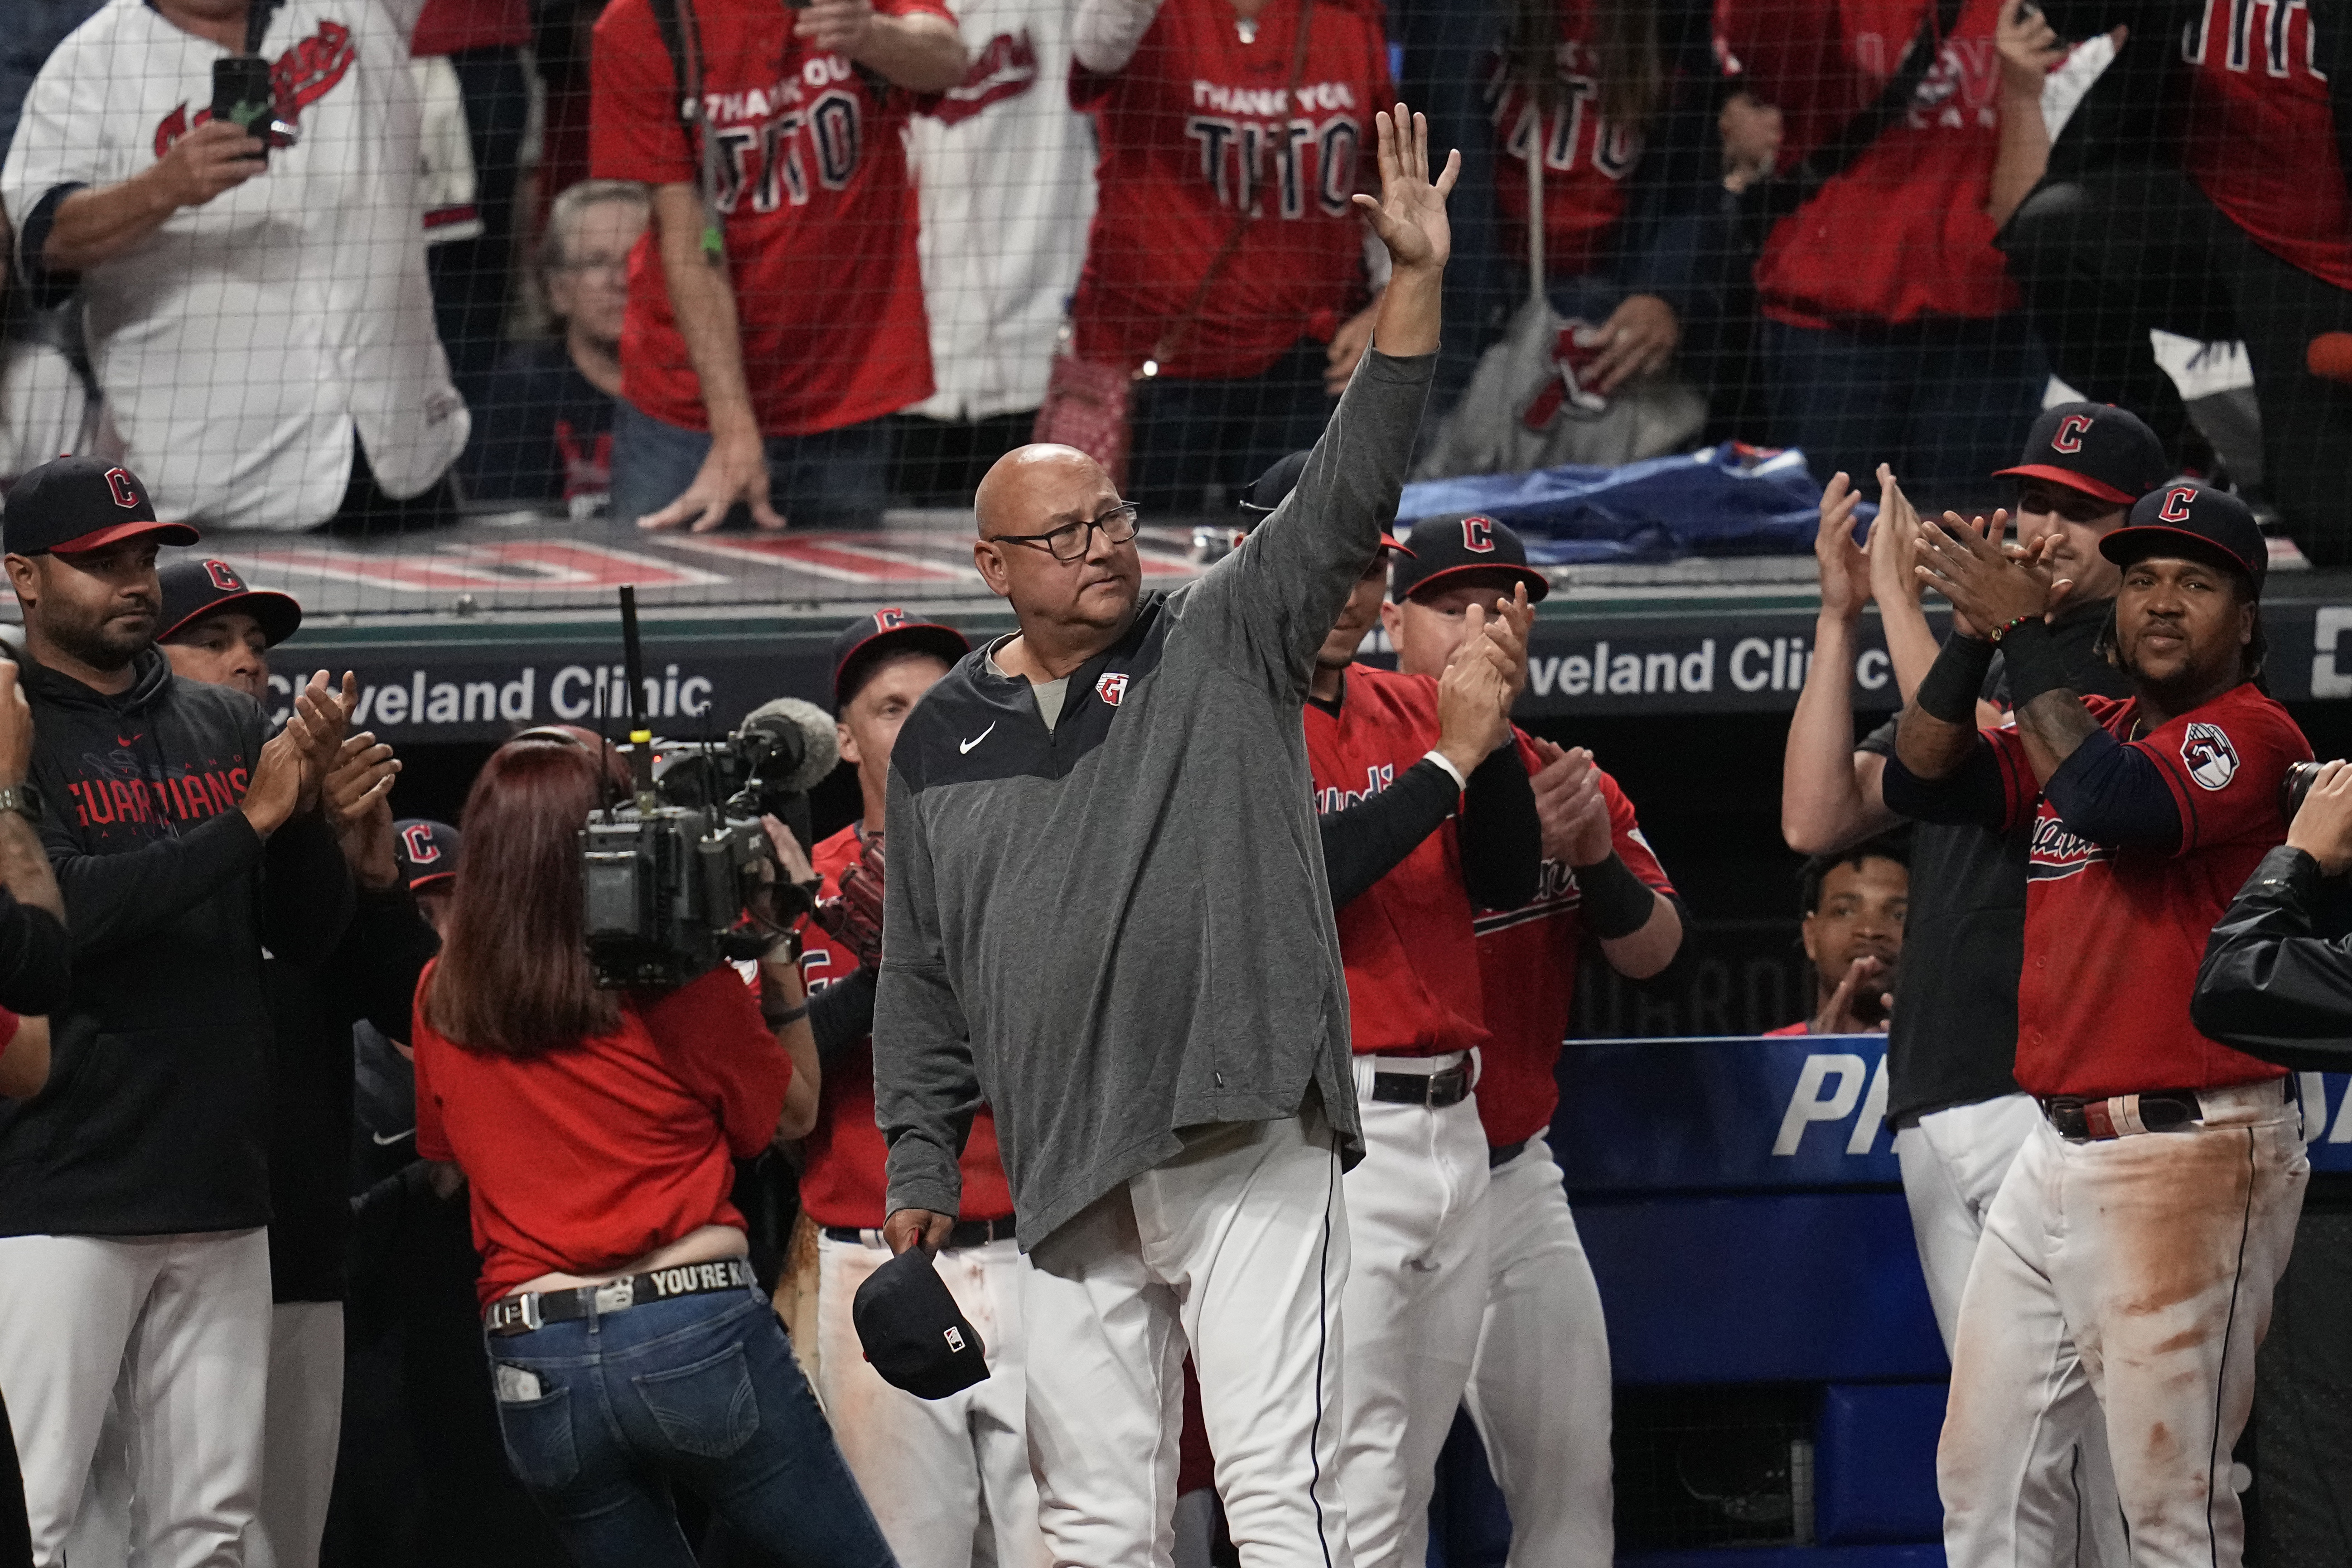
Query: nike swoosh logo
370 1129 414 1146
959 722 996 755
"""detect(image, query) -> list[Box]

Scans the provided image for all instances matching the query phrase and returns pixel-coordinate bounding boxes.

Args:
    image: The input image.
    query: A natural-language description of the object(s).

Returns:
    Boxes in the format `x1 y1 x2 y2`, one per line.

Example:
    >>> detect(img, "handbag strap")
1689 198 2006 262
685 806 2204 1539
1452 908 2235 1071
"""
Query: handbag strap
1525 105 1544 304
1145 0 1318 372
1768 0 1963 214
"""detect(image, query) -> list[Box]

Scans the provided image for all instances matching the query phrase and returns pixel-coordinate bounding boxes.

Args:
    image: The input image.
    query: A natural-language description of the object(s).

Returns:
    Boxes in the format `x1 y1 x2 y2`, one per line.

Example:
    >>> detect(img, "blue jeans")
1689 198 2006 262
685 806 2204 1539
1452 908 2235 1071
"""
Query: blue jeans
608 401 895 529
485 1283 897 1568
1126 338 1336 515
1760 313 2047 514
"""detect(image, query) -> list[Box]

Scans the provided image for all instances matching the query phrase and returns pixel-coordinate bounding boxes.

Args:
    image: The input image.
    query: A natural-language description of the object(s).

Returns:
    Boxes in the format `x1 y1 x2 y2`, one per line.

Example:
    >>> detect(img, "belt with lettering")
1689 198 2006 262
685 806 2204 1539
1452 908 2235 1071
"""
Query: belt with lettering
483 1256 758 1336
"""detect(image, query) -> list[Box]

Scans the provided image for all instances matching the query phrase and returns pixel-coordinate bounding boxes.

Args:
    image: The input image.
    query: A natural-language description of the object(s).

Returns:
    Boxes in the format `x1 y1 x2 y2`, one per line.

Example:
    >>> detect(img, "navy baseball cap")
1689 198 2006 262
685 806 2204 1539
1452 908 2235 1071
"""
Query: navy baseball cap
3 457 199 557
2101 482 2266 592
156 557 303 646
392 819 461 891
830 608 969 712
851 1247 989 1400
1237 451 1412 556
1393 514 1552 604
1995 403 2170 507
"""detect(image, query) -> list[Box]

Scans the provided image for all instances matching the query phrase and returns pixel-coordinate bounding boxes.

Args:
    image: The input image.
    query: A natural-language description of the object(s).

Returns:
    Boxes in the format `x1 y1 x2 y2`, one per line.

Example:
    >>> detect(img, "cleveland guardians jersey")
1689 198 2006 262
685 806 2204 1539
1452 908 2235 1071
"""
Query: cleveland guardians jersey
0 0 467 531
797 825 1014 1228
1715 0 2020 326
1990 684 2309 1098
1070 0 1391 380
1306 665 1490 1058
1486 0 1641 282
591 0 944 435
1473 734 1675 1147
2182 0 2352 289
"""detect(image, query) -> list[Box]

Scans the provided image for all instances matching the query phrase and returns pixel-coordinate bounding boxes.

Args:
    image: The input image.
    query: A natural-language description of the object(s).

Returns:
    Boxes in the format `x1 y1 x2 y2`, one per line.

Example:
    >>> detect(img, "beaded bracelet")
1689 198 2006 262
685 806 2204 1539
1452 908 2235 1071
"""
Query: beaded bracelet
1986 613 2033 644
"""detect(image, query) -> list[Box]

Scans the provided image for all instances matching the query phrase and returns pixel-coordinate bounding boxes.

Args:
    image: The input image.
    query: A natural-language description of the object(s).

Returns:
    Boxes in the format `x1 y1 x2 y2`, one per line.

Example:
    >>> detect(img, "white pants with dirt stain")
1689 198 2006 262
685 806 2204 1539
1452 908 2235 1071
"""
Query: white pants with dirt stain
1939 1080 2308 1568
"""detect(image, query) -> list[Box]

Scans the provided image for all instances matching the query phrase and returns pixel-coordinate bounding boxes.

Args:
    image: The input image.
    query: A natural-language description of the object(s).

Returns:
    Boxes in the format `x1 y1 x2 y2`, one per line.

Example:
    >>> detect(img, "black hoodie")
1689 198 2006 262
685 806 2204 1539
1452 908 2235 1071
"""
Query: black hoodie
0 648 352 1236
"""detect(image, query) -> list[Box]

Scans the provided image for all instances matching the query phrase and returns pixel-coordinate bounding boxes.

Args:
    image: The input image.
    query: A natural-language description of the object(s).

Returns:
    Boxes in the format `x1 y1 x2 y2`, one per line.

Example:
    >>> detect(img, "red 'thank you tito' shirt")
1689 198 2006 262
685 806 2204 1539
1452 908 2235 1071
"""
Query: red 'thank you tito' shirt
592 0 944 435
415 964 794 1306
1987 685 2309 1100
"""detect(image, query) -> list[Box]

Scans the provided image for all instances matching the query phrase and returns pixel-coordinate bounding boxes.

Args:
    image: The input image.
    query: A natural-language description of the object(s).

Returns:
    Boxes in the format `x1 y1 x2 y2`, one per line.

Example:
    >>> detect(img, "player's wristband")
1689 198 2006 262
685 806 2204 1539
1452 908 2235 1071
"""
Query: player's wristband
1422 748 1469 792
1915 633 1997 724
1996 618 2072 713
1573 851 1656 941
762 999 810 1028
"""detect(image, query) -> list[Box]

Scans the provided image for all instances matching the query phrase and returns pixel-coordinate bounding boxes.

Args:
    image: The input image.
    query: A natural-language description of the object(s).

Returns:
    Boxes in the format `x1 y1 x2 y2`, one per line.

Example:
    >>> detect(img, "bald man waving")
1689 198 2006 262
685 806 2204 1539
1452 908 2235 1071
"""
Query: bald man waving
872 107 1455 1568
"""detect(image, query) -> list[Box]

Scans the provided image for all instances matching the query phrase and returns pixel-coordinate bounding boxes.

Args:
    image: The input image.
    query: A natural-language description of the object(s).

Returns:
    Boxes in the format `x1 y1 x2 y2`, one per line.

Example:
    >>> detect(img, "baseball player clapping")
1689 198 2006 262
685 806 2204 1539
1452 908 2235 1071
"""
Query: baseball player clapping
1883 483 2312 1568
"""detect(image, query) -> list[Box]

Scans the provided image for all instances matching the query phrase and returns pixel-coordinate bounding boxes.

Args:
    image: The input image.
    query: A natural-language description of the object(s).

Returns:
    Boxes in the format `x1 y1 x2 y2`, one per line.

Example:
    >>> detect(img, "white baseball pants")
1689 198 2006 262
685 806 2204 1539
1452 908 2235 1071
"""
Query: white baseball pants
1337 1055 1490 1568
0 1229 270 1568
816 1233 1047 1568
246 1302 344 1568
1021 1110 1352 1568
1940 1081 2308 1568
1898 1092 2129 1566
1461 1137 1611 1568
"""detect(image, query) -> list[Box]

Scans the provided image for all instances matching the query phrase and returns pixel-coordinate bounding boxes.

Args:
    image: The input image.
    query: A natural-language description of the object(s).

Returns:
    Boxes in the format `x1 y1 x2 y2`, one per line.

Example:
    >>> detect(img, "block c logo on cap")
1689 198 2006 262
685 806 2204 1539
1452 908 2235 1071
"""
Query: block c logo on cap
399 822 441 865
874 607 909 631
2051 413 2092 454
1461 516 1496 553
203 559 241 592
105 468 140 509
2158 485 2197 523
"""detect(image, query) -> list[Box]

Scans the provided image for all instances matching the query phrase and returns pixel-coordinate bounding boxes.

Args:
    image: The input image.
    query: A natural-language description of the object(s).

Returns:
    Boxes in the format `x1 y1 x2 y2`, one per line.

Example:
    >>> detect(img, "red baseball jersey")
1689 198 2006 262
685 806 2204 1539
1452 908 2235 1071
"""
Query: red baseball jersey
1070 0 1391 380
2182 0 2352 289
1473 734 1676 1146
1989 685 2309 1098
1487 0 1641 281
591 0 942 436
1716 0 2019 326
797 825 1014 1227
1306 666 1489 1058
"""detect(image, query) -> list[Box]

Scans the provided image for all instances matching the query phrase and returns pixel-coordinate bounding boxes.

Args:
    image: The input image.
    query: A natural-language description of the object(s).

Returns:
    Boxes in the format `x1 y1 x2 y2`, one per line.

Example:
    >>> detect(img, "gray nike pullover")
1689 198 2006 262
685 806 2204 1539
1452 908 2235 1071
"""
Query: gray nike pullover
874 347 1435 1246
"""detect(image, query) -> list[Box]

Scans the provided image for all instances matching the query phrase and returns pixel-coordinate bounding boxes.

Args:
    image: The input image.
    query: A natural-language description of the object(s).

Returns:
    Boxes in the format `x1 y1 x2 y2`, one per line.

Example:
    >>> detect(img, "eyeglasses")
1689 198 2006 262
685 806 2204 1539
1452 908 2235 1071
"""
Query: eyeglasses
987 502 1141 563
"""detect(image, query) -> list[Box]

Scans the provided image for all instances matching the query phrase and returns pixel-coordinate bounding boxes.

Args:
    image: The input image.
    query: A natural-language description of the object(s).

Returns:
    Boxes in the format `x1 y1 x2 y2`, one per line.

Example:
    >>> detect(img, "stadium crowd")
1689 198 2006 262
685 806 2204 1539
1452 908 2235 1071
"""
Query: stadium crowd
0 0 2347 1566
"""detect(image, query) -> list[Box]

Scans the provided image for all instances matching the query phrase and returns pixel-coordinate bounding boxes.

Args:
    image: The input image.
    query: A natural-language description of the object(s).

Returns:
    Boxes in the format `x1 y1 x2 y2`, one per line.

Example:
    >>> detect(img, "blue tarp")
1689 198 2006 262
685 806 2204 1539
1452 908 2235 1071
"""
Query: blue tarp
1396 444 1871 564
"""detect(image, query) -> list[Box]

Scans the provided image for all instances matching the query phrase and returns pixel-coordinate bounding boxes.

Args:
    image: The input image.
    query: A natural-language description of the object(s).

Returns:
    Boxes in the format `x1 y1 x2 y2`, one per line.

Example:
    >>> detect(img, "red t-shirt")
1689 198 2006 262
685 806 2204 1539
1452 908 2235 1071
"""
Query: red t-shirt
591 0 942 435
1071 0 1391 380
1986 685 2309 1098
1472 735 1674 1146
1488 0 1642 281
414 963 794 1305
1763 1021 1811 1037
1306 666 1489 1058
2182 0 2352 289
1719 0 2019 327
411 0 531 57
797 825 1014 1228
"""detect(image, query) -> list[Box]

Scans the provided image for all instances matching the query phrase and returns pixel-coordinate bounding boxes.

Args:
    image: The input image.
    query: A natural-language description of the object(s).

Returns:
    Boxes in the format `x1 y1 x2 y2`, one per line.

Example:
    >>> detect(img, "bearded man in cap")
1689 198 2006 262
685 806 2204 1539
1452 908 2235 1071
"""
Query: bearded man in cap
0 457 363 1568
1886 482 2311 1568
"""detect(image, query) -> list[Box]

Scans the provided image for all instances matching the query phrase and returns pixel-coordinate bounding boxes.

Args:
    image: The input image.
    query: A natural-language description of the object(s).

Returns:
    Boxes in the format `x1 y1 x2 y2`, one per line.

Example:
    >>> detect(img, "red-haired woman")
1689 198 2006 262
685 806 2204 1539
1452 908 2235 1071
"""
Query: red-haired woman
410 736 893 1568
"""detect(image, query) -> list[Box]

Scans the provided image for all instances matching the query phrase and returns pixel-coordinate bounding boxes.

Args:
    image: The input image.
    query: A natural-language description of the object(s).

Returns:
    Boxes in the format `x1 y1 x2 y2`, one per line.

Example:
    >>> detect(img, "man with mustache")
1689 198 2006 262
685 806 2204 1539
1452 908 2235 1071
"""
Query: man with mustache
1767 844 1908 1036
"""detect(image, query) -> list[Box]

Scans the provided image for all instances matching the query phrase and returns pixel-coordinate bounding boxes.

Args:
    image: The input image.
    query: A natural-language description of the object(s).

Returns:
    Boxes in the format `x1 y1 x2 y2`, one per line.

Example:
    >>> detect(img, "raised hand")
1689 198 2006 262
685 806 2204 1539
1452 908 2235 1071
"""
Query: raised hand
1528 738 1613 868
1915 510 2047 638
1352 104 1461 275
1815 472 1870 622
324 731 401 887
1482 582 1535 702
1866 466 1926 611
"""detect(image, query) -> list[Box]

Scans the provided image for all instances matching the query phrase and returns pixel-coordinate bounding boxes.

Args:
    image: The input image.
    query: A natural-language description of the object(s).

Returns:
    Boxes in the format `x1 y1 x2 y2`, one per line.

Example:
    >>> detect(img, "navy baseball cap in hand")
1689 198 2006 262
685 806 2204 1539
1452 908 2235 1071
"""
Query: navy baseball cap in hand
830 608 969 712
1995 403 2170 506
3 458 200 557
157 558 303 646
1393 514 1551 603
851 1246 989 1399
2101 482 2267 592
392 819 461 891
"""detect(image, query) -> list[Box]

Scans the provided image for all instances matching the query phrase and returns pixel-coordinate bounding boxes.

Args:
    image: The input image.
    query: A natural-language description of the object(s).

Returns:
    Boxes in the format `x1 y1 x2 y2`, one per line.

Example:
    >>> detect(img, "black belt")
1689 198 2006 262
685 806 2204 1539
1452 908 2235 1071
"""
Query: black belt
1487 1137 1531 1169
1370 1064 1470 1108
484 1256 756 1336
2041 1090 2204 1142
823 1218 1016 1250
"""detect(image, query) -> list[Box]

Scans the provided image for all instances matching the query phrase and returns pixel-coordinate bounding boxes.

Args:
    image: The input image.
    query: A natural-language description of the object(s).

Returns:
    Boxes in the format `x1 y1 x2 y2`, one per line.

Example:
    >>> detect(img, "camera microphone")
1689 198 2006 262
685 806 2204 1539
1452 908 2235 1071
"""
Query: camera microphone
738 698 840 794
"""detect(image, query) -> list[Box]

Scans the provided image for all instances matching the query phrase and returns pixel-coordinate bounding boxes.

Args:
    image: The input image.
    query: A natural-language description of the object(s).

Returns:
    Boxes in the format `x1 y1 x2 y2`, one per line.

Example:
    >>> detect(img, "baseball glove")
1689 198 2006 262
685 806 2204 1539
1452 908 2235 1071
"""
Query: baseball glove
815 831 886 971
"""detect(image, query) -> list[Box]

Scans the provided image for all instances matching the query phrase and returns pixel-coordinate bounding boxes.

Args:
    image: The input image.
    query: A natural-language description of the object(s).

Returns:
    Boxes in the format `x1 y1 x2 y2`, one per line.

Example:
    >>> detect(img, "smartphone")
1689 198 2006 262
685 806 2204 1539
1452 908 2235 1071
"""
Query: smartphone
210 55 275 162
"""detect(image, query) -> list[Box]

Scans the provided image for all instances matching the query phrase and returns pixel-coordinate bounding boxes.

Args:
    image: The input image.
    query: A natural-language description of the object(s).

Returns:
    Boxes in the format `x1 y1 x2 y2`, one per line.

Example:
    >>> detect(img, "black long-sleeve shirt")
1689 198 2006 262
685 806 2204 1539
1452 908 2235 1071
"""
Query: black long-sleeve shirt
1318 747 1542 912
2192 845 2352 1070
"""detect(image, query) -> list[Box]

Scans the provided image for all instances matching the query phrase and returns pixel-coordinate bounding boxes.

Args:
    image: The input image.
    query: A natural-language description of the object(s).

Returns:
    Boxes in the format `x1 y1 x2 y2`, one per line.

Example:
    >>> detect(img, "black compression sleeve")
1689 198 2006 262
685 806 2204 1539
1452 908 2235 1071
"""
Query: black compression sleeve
1997 619 2073 712
1882 739 2011 828
808 965 877 1068
0 900 68 1017
1459 746 1542 911
1319 757 1460 909
1574 851 1658 940
1916 632 1998 723
2044 729 2184 849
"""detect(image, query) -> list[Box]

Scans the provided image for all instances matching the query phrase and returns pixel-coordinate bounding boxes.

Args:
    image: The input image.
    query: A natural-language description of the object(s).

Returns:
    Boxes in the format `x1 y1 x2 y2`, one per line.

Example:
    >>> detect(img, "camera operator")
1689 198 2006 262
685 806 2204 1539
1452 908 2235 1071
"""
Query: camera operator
2193 760 2352 1061
151 556 428 1568
409 733 894 1568
0 456 358 1568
